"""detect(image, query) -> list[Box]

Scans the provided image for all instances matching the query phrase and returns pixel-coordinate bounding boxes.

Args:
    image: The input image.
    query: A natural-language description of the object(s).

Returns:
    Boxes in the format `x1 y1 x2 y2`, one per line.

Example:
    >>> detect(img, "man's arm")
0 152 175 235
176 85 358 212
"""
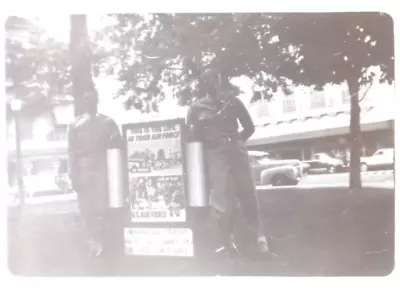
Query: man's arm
67 124 80 191
185 106 202 141
235 98 255 141
107 118 123 148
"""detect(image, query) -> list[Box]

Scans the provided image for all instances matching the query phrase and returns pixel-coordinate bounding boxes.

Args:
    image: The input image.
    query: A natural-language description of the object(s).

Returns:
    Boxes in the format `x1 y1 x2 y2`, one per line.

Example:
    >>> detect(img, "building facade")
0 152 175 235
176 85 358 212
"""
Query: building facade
7 104 71 189
246 82 395 160
7 81 395 190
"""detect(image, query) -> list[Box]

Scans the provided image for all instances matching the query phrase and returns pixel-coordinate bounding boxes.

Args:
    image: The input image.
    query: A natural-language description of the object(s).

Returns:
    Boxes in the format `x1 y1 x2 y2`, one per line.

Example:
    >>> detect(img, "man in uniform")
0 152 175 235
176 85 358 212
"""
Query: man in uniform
68 90 122 257
186 68 269 256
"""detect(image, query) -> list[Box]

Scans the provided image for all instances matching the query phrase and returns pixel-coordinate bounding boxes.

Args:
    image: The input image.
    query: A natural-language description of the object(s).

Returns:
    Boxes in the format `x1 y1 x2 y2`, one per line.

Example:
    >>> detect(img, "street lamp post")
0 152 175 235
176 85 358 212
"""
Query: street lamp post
10 98 25 205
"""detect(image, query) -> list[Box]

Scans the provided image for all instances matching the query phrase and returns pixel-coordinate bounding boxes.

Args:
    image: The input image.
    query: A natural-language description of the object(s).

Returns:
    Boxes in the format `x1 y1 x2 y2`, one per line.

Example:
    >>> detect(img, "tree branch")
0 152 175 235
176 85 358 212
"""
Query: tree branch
358 81 373 102
344 80 374 103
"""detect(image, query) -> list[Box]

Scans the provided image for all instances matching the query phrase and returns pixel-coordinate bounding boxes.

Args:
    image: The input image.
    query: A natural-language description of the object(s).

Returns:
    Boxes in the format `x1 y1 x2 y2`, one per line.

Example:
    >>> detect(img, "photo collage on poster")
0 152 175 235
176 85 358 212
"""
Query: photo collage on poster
125 122 186 222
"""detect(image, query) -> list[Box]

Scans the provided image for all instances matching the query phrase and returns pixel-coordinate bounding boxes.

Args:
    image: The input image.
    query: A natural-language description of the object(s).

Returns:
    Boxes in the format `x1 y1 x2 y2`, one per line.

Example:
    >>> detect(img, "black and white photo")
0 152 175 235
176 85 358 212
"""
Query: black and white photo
4 11 395 278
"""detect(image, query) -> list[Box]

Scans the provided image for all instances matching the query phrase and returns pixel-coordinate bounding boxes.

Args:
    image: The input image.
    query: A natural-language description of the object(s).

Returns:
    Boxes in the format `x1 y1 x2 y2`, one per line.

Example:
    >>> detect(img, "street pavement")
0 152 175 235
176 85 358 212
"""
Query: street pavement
299 170 394 187
13 170 394 209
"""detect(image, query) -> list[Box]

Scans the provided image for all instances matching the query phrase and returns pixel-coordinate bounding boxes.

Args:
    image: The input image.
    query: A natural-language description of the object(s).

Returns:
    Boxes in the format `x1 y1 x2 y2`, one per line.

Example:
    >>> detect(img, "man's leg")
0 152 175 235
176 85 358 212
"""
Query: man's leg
231 141 269 253
205 146 238 254
88 212 106 257
210 208 237 253
78 196 107 257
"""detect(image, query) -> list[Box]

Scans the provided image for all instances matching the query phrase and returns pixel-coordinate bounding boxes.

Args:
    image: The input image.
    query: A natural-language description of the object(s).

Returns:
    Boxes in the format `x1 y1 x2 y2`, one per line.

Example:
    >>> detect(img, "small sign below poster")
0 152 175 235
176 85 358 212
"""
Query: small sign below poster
123 120 186 223
124 228 194 257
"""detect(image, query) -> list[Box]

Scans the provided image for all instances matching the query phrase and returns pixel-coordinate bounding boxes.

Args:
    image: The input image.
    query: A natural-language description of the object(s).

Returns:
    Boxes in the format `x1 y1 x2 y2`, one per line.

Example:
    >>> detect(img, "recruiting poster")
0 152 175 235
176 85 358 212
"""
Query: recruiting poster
124 120 186 223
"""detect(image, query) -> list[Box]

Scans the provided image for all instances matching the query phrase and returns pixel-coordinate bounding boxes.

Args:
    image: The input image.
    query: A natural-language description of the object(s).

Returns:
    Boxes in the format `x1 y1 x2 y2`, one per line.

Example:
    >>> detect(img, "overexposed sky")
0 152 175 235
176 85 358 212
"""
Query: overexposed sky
29 14 112 43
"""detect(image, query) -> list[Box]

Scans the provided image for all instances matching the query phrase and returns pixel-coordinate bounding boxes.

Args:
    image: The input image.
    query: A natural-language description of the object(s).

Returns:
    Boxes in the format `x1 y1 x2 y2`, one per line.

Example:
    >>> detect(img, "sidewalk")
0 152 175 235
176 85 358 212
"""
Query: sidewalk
257 181 394 190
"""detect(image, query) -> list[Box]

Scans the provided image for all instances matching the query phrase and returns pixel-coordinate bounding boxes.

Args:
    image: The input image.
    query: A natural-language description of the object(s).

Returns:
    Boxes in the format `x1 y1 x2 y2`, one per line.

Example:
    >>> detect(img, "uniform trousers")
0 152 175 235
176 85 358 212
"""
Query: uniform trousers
75 172 109 246
204 137 264 245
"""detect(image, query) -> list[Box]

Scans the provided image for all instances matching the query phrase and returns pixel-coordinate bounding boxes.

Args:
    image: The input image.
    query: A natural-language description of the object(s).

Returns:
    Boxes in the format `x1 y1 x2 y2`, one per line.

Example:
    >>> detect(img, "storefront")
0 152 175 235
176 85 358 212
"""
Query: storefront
247 105 394 161
7 140 69 192
249 129 393 160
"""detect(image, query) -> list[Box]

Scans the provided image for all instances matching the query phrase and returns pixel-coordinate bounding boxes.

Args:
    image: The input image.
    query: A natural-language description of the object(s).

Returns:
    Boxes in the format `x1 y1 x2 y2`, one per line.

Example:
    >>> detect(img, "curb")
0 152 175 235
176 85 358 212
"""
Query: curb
361 170 394 176
307 170 394 176
24 193 77 205
256 182 394 191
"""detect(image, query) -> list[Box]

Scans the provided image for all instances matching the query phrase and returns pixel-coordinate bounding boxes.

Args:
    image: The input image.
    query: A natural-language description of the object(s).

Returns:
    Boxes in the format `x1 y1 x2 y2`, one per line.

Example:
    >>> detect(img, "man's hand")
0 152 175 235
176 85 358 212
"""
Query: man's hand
68 172 81 193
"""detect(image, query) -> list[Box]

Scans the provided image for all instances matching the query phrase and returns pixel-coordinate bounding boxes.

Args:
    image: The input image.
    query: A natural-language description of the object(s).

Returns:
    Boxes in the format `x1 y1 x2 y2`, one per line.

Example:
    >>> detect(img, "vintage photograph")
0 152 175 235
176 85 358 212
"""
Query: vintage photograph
5 12 395 277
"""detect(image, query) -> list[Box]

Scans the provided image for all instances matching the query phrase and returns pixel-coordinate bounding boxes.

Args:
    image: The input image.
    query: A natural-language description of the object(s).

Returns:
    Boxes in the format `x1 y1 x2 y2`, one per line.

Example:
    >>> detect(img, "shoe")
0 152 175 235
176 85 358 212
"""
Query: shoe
215 245 230 253
88 240 104 257
256 236 278 258
257 235 269 253
215 244 240 257
215 235 241 257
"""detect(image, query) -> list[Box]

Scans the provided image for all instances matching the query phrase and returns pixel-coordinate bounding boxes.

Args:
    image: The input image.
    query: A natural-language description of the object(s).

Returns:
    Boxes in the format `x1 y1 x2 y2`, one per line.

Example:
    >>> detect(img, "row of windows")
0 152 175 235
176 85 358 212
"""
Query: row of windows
254 90 351 117
47 131 68 141
254 129 394 161
282 92 350 114
260 140 393 162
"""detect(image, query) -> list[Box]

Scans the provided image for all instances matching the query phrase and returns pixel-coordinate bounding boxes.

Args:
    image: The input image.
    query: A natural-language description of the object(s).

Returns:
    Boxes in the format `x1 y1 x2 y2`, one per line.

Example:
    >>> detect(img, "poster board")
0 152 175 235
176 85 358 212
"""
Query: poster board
122 119 187 223
124 227 194 257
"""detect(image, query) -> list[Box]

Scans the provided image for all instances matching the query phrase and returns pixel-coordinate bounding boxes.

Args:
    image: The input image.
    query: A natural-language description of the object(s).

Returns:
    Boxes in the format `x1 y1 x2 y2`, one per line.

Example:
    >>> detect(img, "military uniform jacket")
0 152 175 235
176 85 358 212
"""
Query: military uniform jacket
68 113 122 197
186 96 255 144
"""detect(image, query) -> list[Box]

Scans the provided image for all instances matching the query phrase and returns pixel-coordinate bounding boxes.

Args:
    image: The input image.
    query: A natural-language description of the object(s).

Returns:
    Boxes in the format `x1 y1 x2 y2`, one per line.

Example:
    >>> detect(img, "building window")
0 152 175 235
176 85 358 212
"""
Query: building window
30 159 54 175
283 98 296 113
8 162 16 186
49 126 68 141
303 148 313 160
280 149 302 160
58 159 68 174
342 89 350 104
257 102 270 118
53 132 67 141
310 91 326 109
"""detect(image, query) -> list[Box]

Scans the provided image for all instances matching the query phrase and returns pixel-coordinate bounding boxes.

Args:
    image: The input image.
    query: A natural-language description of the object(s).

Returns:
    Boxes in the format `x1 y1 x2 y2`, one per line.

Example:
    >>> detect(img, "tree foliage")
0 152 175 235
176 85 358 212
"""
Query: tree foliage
6 13 394 114
96 13 299 110
272 12 394 87
97 12 394 190
271 12 394 190
5 16 71 119
98 13 393 104
5 15 105 120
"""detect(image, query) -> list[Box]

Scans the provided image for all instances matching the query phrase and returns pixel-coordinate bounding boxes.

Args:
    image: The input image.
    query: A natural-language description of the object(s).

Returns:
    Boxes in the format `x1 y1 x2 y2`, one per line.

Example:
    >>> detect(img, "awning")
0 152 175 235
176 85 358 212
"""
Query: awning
247 105 393 146
8 140 68 160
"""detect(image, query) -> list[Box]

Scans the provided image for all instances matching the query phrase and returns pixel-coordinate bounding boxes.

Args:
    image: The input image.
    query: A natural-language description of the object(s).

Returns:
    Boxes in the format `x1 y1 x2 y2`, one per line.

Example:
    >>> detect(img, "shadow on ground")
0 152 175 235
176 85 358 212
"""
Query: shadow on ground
7 186 394 277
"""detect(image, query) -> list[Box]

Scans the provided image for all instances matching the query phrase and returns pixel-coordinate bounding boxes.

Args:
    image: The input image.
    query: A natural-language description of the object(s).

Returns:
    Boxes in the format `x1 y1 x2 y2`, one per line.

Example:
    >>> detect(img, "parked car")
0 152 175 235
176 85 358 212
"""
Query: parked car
8 186 21 207
300 162 311 175
360 148 394 172
303 152 346 174
24 173 65 197
55 173 73 193
248 151 304 186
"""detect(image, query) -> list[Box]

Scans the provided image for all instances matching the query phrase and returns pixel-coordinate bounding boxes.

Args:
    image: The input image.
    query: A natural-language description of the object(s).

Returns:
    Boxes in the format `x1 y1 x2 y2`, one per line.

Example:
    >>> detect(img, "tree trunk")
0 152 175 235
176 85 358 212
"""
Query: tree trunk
348 79 362 191
69 15 95 118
